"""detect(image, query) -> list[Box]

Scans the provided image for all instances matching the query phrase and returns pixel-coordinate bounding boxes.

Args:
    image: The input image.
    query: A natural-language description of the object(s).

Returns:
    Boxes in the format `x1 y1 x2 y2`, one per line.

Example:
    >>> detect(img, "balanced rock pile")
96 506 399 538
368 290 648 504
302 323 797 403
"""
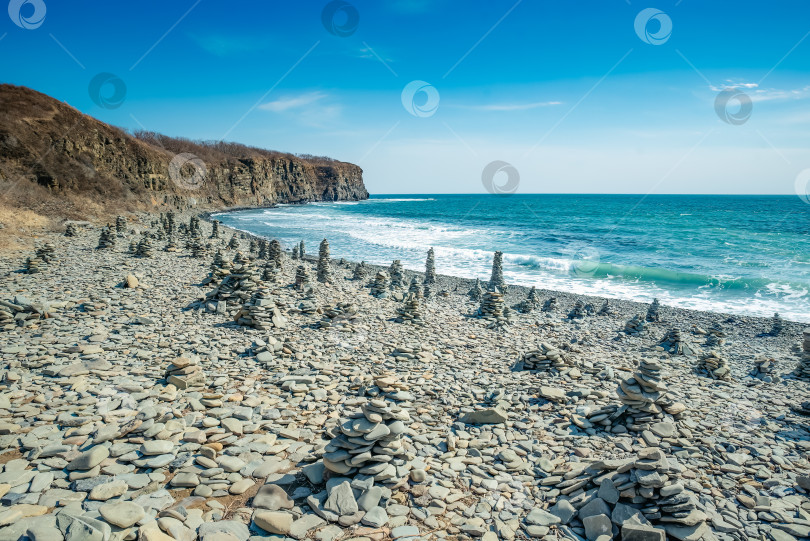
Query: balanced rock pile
317 238 332 283
395 285 424 325
489 250 506 292
261 261 282 284
516 286 540 313
203 249 232 285
598 299 612 316
321 398 412 485
750 357 779 383
794 328 810 379
659 328 695 356
769 312 784 336
424 247 436 285
268 239 282 267
315 302 358 331
294 264 311 291
353 261 369 281
205 255 261 306
135 237 154 258
568 299 587 319
189 238 207 258
542 297 558 312
370 270 390 298
477 288 511 328
97 227 116 249
164 356 205 389
624 314 646 335
299 240 306 259
705 321 726 347
291 245 299 259
210 219 221 238
227 234 240 250
521 343 574 372
646 298 662 322
24 252 46 274
700 350 731 380
115 215 127 235
64 222 79 237
164 235 178 252
614 358 678 430
235 287 287 330
468 278 484 302
388 259 405 289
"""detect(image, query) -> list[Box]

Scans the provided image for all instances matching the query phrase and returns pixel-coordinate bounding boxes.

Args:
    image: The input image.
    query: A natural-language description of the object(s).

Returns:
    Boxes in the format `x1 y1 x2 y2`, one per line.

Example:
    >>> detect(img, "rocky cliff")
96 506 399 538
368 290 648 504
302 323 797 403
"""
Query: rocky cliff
0 84 368 217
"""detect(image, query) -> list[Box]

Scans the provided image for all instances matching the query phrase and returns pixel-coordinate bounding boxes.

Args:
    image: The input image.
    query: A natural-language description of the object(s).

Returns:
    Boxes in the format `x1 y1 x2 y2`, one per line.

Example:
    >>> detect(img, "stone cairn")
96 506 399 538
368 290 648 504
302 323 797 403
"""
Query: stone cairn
597 300 612 316
115 215 127 236
189 215 202 237
795 328 810 379
542 297 557 312
294 264 310 292
235 287 287 330
407 277 424 299
257 239 269 259
36 242 56 263
704 321 726 347
521 343 573 371
568 299 587 319
768 312 784 336
204 249 232 284
613 358 679 431
0 297 48 330
370 271 390 298
477 288 511 328
164 235 179 252
268 240 282 268
489 251 506 292
136 236 154 258
64 223 78 237
128 240 138 254
315 302 358 331
352 262 369 281
299 240 306 260
467 278 484 302
291 245 299 260
423 247 436 285
248 239 258 255
659 328 694 356
210 220 221 239
164 357 205 390
97 227 116 249
624 314 646 335
165 211 176 235
227 234 240 250
516 286 540 313
699 351 731 380
261 261 281 285
317 238 332 283
750 357 779 383
388 260 405 289
190 238 207 258
204 254 261 308
646 298 661 322
24 254 45 274
395 284 424 325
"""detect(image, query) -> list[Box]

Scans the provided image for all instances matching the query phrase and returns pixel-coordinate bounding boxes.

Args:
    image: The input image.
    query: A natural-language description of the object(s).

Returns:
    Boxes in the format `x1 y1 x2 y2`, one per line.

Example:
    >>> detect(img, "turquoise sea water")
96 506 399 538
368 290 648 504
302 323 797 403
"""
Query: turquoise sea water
215 194 810 322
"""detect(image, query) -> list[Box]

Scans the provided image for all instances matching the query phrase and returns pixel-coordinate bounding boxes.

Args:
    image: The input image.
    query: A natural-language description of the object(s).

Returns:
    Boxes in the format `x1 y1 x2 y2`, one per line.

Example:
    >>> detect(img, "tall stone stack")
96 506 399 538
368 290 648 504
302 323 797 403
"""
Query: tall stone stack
705 322 726 347
795 329 810 379
699 351 731 380
521 343 573 371
97 227 116 249
769 313 784 336
407 277 424 299
568 299 587 319
166 211 176 235
516 286 540 313
659 328 694 356
203 250 231 285
190 238 206 259
646 298 661 322
468 278 484 302
115 215 127 236
322 398 412 486
235 288 287 330
227 234 240 250
624 314 646 335
294 264 311 291
317 239 332 283
189 215 201 236
370 271 390 298
164 236 179 252
268 240 282 268
248 239 258 255
291 245 299 260
352 262 368 281
64 223 78 237
395 287 424 325
136 237 154 258
615 358 676 430
477 288 511 327
299 240 306 260
164 357 205 390
388 260 405 289
542 297 557 312
423 247 436 285
489 251 506 293
257 239 269 259
210 220 221 239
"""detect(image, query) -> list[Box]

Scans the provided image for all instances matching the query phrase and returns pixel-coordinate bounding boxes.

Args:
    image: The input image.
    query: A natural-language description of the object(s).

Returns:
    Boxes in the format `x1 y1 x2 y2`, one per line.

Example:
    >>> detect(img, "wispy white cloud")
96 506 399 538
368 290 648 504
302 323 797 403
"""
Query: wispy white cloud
709 81 810 102
259 92 328 112
460 100 563 112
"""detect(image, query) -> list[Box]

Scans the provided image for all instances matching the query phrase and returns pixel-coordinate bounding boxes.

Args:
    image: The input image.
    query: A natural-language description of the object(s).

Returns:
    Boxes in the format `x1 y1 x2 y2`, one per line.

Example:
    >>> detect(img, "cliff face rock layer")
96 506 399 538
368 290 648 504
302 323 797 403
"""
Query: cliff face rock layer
0 84 368 214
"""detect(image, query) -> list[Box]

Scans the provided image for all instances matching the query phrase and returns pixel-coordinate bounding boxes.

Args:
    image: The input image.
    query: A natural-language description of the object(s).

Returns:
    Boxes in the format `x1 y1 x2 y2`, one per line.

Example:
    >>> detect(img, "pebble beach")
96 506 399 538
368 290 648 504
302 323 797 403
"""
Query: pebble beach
1 211 810 541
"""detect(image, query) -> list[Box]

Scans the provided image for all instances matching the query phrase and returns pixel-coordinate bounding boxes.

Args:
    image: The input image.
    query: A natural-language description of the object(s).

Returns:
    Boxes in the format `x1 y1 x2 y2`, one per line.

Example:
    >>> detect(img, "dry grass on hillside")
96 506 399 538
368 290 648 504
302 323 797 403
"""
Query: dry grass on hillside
0 200 52 252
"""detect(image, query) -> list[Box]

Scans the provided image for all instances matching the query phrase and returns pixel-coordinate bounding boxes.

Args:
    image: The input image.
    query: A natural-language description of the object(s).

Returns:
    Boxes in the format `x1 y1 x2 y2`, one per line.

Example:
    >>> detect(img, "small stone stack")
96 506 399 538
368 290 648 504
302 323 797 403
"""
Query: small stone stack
166 211 176 235
97 227 116 249
190 238 207 258
388 260 405 289
395 288 424 325
750 357 779 383
489 251 506 292
322 398 412 485
352 262 368 281
164 357 205 390
646 298 661 322
615 358 674 426
24 255 45 274
128 240 138 254
516 286 540 313
423 247 436 285
204 256 262 306
468 278 484 302
795 329 810 379
0 297 47 330
299 240 306 260
317 238 332 283
115 215 126 236
315 302 358 331
370 271 390 298
292 245 299 260
248 239 258 255
521 343 573 371
35 242 56 263
64 223 78 237
235 288 287 330
769 312 784 336
210 220 221 239
257 239 269 259
477 288 511 328
568 299 587 319
705 321 726 347
294 264 311 291
261 262 281 284
407 277 423 299
624 314 646 335
189 215 201 236
164 236 179 252
227 234 240 250
268 240 282 268
136 237 154 258
659 328 694 355
542 297 557 312
597 300 612 316
700 351 731 380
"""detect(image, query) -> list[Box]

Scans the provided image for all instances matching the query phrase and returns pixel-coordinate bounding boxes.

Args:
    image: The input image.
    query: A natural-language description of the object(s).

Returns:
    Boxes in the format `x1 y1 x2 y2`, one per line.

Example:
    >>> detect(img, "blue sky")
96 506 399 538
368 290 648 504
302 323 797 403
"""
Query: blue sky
3 0 810 194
